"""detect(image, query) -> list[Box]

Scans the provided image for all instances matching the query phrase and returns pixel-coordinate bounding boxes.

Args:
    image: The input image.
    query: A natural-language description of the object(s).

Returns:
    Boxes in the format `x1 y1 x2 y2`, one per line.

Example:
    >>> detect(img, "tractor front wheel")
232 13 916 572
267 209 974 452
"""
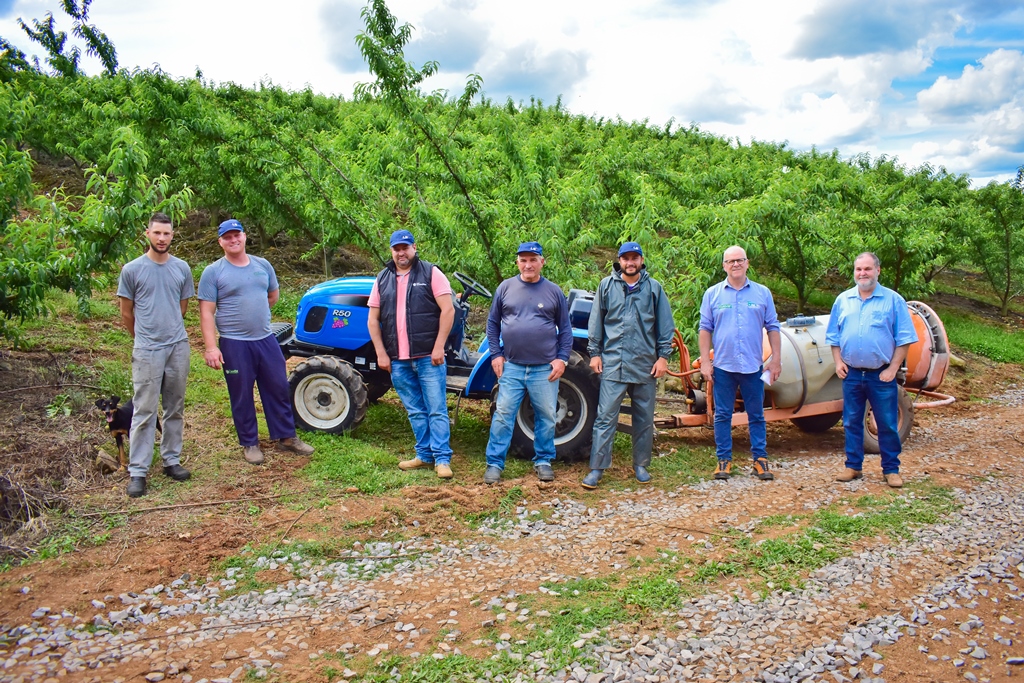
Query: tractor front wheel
289 356 368 434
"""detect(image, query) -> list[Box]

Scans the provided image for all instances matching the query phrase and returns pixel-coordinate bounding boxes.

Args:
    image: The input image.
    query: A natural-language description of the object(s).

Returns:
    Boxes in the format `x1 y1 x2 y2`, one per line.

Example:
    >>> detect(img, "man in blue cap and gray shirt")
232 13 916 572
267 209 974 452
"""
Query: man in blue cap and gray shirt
484 242 572 484
199 219 315 465
582 242 674 489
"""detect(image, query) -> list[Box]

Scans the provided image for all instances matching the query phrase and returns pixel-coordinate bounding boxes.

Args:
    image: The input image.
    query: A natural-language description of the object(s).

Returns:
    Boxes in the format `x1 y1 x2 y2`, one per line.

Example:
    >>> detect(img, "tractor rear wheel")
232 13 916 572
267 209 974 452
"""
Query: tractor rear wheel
508 352 599 462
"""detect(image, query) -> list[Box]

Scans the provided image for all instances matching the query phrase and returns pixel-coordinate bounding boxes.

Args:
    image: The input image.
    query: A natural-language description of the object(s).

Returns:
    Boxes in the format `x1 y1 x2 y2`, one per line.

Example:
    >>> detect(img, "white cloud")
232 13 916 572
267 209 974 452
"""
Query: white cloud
917 49 1024 118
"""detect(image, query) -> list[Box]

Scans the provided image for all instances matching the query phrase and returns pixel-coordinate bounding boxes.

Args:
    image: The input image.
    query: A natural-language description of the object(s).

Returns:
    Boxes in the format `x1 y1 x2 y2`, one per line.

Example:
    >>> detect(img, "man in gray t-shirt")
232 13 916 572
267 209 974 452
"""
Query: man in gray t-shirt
116 212 194 498
198 219 313 465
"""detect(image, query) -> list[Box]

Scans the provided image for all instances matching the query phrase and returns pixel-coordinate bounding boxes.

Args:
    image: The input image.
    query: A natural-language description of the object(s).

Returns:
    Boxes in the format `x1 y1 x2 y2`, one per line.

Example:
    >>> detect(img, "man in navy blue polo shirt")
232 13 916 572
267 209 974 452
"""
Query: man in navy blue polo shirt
699 246 782 481
483 242 572 484
826 252 917 488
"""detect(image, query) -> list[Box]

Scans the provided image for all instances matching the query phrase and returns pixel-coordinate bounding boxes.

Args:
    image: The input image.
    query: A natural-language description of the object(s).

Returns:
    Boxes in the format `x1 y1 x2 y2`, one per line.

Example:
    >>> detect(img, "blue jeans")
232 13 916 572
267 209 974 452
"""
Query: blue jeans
486 362 559 469
713 366 767 461
842 368 901 474
390 357 452 465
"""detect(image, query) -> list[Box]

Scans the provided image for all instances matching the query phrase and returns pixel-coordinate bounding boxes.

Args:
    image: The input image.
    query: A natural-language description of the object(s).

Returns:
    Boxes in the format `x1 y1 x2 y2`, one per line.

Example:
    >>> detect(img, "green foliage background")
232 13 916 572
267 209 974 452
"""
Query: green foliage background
2 0 1023 341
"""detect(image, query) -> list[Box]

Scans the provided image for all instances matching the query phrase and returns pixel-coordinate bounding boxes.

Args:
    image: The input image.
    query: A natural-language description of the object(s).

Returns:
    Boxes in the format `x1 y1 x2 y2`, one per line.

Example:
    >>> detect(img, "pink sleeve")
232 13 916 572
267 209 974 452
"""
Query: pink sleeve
368 280 380 308
431 268 453 298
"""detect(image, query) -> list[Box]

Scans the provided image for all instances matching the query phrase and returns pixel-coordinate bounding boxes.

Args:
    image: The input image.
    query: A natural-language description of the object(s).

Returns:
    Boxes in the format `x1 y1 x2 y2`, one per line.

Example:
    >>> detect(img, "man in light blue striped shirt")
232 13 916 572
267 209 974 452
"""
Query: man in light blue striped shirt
699 246 782 482
826 252 917 488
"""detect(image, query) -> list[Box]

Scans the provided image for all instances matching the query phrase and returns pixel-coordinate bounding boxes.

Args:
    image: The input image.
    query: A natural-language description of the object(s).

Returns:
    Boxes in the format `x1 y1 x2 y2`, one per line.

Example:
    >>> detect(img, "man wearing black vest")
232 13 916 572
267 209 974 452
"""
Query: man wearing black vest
368 230 456 478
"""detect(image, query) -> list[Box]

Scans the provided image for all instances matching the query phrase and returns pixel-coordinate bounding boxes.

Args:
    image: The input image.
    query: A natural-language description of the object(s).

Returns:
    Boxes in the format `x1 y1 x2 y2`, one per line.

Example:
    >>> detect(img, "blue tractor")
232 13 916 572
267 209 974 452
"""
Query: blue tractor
273 272 602 460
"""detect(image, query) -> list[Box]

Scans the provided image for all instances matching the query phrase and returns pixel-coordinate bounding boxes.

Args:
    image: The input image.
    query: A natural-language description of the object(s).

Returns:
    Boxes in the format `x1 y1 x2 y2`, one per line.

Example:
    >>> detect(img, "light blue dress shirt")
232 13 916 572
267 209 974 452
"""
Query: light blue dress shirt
699 278 780 374
825 284 918 369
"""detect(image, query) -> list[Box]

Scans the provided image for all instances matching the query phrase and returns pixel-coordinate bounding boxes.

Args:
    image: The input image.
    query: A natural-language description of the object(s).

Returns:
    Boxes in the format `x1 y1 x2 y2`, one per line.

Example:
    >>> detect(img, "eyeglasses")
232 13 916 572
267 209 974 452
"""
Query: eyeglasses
723 258 748 266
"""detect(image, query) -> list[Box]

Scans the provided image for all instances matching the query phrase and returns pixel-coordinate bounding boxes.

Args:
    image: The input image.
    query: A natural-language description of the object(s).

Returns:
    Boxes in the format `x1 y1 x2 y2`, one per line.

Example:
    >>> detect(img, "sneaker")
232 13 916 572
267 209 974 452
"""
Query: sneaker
534 463 555 482
126 476 147 498
581 469 602 489
398 457 432 471
835 468 863 482
162 464 191 481
243 445 265 465
752 458 774 481
634 465 652 484
884 472 903 488
483 465 502 484
278 437 314 455
713 460 732 480
435 463 453 479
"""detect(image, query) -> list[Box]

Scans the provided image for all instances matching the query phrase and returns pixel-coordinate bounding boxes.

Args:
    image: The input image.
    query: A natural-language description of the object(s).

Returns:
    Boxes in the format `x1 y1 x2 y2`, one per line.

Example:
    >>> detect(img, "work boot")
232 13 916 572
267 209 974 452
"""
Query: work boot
534 463 555 482
278 437 314 455
398 457 432 471
884 472 903 488
435 463 453 479
752 458 774 481
126 476 147 498
714 459 732 480
483 466 502 484
162 464 191 481
835 468 863 482
581 469 602 489
243 445 265 465
634 466 652 484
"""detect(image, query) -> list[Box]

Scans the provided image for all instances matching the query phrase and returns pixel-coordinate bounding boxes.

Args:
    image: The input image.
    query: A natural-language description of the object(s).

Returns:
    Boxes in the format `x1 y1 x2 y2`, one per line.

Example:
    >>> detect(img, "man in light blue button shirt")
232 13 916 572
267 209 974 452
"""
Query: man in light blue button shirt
699 246 782 482
826 252 917 488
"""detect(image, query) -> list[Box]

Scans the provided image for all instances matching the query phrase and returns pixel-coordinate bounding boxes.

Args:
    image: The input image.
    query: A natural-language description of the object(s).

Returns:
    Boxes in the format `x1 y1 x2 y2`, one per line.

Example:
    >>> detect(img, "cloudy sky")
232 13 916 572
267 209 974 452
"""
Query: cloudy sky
2 0 1022 184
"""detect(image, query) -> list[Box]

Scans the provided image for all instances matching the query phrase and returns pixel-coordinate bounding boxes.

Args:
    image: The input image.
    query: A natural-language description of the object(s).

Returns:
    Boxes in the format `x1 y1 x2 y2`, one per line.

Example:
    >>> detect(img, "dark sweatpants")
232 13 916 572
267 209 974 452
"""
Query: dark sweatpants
219 334 296 447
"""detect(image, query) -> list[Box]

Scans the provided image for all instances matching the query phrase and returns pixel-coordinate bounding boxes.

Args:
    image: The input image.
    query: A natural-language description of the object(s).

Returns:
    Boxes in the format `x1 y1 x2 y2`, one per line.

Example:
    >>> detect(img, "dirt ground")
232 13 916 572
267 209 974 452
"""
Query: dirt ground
1 345 1023 681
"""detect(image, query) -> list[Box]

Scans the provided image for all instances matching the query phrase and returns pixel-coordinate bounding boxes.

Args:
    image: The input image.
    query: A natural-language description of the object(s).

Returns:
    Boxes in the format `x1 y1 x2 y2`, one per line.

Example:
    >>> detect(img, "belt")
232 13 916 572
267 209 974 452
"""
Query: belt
849 365 885 372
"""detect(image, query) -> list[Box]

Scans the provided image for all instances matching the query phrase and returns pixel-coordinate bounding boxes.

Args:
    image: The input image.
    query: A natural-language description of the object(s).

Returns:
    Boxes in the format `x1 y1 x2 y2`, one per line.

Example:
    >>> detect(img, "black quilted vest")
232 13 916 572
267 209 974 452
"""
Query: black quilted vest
376 256 442 359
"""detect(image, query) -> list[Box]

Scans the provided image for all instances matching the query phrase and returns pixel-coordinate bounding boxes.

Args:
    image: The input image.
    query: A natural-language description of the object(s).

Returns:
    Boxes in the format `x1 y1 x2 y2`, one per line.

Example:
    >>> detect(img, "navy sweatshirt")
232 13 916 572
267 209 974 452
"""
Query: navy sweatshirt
486 276 572 365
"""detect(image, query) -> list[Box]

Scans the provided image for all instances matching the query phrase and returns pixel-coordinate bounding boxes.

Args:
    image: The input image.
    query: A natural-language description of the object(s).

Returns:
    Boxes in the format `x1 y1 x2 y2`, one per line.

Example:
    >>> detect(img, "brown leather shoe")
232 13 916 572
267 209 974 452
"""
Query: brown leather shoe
243 445 265 465
435 463 453 479
278 437 314 455
884 472 903 488
835 468 863 482
399 457 431 471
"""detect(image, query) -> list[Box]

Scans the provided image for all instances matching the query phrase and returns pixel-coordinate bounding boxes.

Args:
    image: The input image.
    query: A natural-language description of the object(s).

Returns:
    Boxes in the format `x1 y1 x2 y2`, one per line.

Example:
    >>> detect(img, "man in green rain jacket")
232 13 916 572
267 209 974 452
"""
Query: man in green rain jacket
582 242 675 488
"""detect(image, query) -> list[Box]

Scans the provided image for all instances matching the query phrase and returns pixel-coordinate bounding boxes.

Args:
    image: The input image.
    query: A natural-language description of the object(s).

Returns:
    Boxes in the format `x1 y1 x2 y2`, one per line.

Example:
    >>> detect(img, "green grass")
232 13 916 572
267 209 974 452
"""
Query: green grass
936 308 1024 364
23 512 123 565
732 479 957 591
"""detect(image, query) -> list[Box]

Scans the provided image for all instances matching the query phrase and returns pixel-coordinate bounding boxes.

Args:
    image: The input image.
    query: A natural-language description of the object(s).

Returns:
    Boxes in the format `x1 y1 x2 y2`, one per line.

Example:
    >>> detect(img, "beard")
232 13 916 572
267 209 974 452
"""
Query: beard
148 241 170 253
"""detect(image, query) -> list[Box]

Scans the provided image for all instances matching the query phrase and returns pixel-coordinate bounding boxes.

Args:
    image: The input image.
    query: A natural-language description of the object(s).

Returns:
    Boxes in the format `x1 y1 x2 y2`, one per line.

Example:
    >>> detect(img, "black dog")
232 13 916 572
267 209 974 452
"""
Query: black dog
95 395 160 470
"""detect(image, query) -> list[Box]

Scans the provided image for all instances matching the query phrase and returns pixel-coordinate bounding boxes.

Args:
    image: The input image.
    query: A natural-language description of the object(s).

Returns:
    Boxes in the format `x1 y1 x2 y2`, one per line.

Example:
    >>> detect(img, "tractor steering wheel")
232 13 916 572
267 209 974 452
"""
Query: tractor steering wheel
453 272 493 300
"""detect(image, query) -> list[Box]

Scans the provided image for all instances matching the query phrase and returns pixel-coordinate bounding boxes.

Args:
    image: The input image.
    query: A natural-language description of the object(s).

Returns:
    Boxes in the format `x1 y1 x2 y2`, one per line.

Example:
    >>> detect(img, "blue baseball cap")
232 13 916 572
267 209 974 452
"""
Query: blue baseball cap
517 241 543 256
390 229 415 247
618 241 643 257
218 219 245 237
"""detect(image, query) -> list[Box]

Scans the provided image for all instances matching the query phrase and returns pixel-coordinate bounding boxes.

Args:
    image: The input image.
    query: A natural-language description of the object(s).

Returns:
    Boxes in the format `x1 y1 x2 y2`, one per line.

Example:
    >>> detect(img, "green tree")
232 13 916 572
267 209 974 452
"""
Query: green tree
1 126 192 338
15 0 117 77
967 176 1024 316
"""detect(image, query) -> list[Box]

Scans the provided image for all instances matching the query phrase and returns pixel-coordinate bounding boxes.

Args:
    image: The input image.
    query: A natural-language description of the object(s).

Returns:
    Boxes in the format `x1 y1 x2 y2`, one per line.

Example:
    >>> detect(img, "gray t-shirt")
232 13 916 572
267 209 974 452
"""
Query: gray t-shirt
197 255 279 341
117 254 194 350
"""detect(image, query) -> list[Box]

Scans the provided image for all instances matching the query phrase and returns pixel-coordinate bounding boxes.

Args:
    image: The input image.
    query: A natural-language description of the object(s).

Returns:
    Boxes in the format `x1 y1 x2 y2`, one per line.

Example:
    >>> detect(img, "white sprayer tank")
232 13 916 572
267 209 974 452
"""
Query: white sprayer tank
766 315 843 409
